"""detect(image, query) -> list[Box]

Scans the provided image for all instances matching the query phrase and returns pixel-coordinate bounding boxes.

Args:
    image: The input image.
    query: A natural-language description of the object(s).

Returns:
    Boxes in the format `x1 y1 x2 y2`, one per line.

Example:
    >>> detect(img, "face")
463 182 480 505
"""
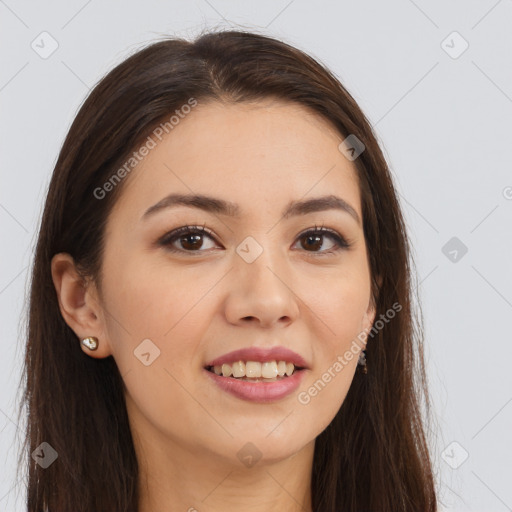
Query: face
87 100 376 466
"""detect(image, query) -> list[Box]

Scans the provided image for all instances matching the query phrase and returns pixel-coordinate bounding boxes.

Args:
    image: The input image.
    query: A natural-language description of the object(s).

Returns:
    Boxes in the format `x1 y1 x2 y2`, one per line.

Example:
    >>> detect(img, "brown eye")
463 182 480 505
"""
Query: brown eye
301 233 324 251
159 225 219 254
178 233 204 251
294 226 351 255
158 224 351 256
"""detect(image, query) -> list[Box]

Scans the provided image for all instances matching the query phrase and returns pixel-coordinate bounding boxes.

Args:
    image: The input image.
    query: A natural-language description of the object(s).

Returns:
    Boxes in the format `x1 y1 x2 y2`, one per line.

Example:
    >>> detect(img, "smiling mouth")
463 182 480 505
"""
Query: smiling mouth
205 360 305 382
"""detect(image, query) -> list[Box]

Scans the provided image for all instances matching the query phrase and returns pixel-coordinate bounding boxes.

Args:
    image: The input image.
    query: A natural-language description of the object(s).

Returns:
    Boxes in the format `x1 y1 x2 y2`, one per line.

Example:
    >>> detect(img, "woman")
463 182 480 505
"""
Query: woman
18 29 438 511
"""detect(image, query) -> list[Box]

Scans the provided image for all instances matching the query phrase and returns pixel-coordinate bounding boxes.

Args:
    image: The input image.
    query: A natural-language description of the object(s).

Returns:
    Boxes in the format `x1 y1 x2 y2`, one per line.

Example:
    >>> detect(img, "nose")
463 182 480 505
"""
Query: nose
223 246 300 329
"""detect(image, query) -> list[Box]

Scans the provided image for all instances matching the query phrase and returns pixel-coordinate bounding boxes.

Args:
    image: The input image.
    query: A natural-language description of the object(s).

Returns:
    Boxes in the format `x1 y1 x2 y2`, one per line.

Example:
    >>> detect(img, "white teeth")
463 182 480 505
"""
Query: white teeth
261 361 278 378
209 360 299 379
231 360 245 378
245 361 261 378
221 364 232 377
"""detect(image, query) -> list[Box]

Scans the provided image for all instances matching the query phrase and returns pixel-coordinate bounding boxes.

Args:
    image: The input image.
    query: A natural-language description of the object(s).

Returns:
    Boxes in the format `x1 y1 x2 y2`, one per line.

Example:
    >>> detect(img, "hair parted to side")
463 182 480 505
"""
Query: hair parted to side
16 28 438 511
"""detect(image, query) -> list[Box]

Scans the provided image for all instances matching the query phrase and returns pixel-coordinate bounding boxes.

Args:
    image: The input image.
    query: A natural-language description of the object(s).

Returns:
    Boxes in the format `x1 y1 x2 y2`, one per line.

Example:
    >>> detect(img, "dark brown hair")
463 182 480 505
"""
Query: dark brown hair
17 28 438 511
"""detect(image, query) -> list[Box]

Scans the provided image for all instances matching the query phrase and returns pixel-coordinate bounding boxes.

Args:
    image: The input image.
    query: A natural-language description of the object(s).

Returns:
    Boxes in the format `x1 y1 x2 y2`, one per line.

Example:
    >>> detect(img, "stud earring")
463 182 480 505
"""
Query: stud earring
81 336 99 351
357 350 367 374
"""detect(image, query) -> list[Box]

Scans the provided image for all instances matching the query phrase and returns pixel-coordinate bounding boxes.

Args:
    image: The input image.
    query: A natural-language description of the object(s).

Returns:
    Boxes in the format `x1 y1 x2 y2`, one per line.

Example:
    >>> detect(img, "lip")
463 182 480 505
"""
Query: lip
204 346 310 369
203 367 307 403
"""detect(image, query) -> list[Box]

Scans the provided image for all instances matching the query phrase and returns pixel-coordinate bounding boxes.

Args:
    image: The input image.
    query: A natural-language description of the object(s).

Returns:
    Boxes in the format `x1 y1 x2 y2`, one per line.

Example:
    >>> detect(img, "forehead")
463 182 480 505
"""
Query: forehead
110 100 362 223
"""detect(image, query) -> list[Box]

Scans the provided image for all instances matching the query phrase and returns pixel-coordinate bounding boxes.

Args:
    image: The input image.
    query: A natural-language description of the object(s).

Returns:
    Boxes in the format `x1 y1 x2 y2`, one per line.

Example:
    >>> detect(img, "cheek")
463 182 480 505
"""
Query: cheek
101 255 220 369
296 278 368 421
285 264 370 418
302 265 371 351
99 256 219 439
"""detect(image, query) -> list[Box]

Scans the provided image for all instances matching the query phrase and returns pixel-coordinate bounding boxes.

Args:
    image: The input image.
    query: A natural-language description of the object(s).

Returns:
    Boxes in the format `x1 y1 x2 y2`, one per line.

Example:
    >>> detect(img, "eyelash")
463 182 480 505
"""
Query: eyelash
158 222 352 257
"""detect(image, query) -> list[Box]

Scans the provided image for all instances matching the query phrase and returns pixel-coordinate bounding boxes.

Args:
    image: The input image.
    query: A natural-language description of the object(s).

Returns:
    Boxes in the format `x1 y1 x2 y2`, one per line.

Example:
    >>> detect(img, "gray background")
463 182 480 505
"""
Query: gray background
1 1 511 510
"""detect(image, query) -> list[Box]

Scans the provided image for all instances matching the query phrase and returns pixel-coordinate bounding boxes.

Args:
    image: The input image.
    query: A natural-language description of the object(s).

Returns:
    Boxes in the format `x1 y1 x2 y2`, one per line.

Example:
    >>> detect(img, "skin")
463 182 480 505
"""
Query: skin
52 99 377 512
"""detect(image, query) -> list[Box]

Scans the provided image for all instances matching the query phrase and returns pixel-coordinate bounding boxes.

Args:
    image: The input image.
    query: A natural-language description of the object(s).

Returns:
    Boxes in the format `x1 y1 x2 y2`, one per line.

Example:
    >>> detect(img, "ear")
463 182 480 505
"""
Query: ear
361 302 377 341
361 273 381 341
51 252 113 359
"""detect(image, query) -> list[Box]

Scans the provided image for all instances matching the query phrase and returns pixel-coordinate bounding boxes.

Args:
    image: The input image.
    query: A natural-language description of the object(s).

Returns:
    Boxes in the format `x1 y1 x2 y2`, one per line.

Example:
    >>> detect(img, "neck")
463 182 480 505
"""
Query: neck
135 428 314 512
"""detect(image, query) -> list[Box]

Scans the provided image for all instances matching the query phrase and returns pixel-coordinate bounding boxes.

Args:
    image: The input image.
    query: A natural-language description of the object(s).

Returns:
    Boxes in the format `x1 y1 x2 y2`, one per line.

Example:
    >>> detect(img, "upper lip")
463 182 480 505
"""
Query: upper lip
205 346 309 369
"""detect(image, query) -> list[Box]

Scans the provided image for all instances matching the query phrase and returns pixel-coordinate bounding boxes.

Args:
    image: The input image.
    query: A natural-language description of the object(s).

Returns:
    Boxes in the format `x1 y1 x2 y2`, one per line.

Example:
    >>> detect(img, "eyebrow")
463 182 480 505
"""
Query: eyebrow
142 193 361 226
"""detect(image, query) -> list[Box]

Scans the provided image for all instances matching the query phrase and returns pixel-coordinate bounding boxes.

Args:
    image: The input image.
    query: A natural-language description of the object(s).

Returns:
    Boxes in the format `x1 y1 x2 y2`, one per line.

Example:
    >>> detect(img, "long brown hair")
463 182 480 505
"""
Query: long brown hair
17 29 438 511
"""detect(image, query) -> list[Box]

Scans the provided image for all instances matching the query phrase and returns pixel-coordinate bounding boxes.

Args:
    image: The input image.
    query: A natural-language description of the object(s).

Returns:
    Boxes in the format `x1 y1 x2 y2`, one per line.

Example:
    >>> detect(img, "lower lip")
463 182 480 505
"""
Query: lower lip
203 368 307 403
